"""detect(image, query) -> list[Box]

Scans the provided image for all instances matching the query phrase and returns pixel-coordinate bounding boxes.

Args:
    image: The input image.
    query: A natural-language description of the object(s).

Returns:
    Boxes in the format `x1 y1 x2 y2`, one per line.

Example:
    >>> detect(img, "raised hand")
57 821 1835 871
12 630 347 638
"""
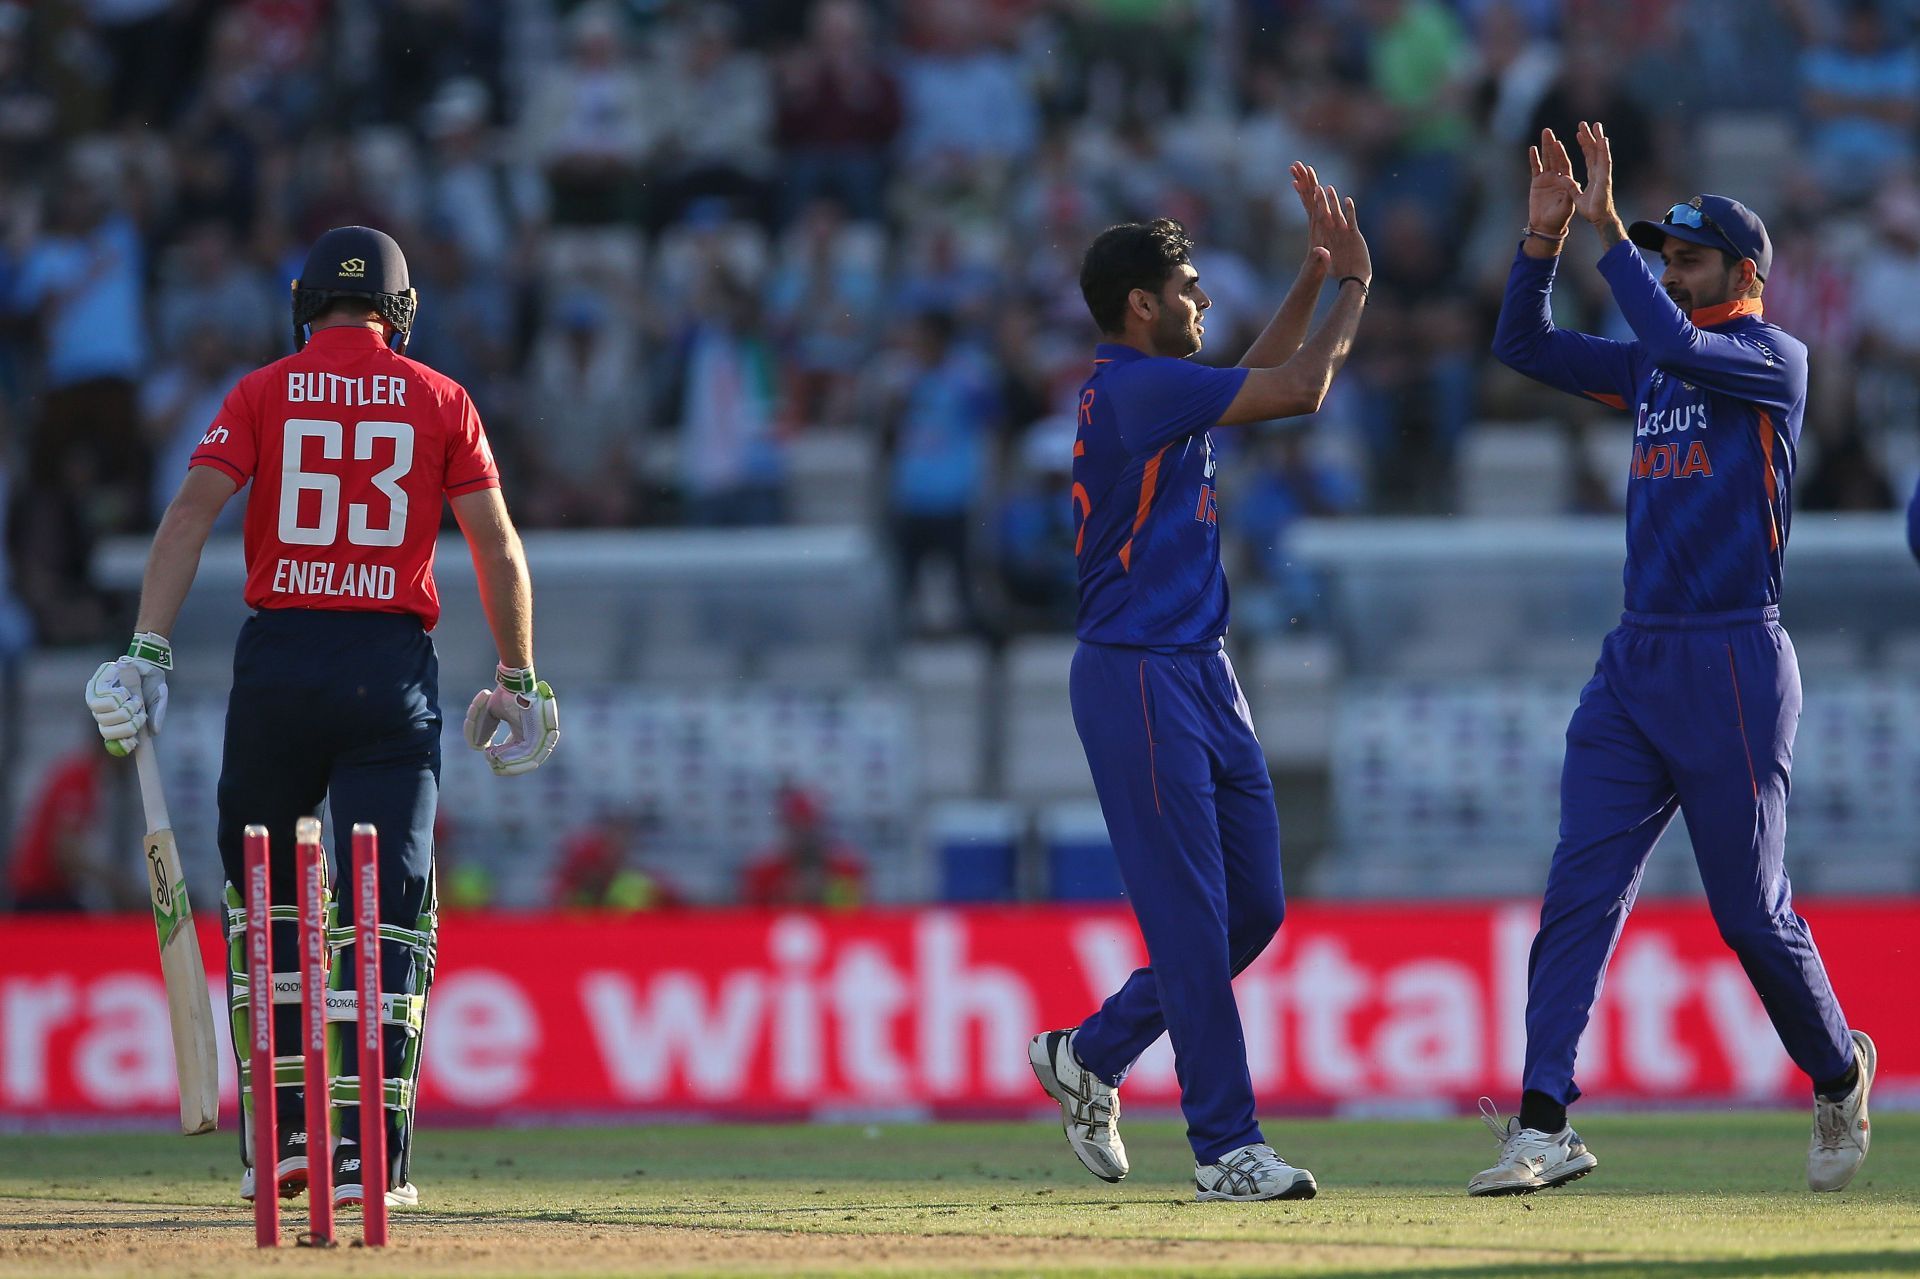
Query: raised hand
1528 127 1580 237
1290 161 1334 274
1319 183 1371 287
1573 120 1617 229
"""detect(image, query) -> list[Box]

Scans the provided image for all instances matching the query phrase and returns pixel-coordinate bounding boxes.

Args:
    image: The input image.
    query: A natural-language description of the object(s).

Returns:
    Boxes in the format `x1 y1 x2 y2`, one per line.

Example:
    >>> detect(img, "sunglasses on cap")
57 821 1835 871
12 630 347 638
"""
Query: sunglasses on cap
1664 203 1747 262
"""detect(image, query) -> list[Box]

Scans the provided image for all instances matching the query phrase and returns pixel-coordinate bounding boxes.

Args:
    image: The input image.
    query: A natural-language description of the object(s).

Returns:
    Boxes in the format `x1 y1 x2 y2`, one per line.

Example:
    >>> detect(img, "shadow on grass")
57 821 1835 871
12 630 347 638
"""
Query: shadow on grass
1334 1253 1920 1279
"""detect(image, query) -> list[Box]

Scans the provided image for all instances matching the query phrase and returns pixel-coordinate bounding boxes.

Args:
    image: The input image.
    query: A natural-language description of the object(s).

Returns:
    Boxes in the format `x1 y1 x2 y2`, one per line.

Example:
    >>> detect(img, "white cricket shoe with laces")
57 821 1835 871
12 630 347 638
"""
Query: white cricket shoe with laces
1194 1142 1317 1202
1467 1098 1597 1197
1809 1029 1875 1193
1029 1030 1128 1182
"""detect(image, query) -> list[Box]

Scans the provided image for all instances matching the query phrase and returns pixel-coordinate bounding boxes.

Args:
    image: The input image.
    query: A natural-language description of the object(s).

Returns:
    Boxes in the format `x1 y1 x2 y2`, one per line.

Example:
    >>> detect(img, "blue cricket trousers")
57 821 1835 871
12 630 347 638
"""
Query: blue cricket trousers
215 609 441 1160
1524 606 1855 1104
1067 640 1285 1164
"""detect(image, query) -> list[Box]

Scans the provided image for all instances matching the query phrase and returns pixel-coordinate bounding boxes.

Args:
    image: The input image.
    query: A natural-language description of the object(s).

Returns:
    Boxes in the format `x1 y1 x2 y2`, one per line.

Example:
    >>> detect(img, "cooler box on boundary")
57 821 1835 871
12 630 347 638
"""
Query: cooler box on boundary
931 801 1021 903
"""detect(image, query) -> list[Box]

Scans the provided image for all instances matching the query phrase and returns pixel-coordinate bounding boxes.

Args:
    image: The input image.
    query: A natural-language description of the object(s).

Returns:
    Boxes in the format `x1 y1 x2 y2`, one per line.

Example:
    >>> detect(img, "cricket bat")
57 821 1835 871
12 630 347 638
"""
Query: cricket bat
134 732 221 1135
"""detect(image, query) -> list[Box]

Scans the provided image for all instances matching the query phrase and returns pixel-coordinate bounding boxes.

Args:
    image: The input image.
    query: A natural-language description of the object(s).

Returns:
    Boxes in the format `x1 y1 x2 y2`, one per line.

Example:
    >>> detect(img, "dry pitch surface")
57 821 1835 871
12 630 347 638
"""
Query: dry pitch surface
2 1114 1917 1278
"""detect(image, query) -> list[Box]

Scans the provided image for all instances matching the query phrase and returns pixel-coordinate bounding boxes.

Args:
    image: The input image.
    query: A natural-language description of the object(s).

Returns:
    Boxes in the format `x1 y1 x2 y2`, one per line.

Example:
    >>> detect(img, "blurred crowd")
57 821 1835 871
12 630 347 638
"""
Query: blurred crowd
1 0 1915 654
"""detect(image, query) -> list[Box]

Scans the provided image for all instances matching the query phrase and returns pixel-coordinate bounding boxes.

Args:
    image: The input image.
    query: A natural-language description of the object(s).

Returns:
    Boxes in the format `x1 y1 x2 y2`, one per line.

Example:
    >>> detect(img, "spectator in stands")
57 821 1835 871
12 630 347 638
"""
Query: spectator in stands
1351 198 1477 511
433 812 497 911
293 135 394 246
151 220 276 364
421 78 547 271
740 786 868 909
1463 0 1562 149
140 326 250 528
1228 428 1361 630
373 0 505 134
405 234 519 417
992 414 1080 630
1800 420 1895 511
765 198 882 428
1525 33 1657 198
1851 180 1920 426
775 0 901 223
1356 0 1473 212
552 808 685 912
1800 0 1920 203
79 0 205 129
881 309 1002 635
5 444 111 645
890 220 1003 330
0 5 57 178
1065 0 1201 117
520 2 654 225
668 264 785 525
526 284 648 525
5 749 127 912
895 0 1038 215
654 5 776 228
13 145 148 534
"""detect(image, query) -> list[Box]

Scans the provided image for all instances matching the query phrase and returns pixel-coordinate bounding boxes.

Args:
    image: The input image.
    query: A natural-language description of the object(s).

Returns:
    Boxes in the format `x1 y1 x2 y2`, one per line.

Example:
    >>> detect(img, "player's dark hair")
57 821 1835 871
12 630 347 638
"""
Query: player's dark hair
1080 219 1194 335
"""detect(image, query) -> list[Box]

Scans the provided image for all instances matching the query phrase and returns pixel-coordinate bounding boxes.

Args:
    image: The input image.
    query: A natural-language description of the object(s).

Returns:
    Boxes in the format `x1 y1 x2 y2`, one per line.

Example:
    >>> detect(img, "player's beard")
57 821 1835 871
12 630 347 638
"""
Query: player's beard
1156 307 1203 358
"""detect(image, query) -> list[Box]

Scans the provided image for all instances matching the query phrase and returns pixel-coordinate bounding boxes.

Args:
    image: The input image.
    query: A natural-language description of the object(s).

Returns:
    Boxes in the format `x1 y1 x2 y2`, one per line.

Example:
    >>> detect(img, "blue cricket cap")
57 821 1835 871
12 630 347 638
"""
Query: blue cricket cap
1628 194 1772 280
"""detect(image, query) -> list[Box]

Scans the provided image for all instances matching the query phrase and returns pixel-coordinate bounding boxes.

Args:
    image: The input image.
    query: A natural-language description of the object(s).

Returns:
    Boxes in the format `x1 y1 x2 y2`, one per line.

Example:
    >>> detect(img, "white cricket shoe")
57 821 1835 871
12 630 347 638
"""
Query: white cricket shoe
1809 1029 1876 1193
1194 1143 1317 1202
1467 1099 1597 1197
1029 1029 1128 1182
331 1142 422 1209
238 1127 310 1202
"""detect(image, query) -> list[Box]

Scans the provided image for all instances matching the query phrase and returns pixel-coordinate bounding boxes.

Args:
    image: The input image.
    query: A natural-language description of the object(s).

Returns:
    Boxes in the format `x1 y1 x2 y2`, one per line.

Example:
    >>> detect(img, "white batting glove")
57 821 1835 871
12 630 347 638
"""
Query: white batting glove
464 664 559 776
84 632 173 757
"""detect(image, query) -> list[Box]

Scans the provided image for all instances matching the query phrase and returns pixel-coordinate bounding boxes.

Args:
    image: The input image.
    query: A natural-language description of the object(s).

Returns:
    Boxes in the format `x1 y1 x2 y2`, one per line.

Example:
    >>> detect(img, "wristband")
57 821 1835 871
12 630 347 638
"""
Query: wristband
496 664 537 696
1338 275 1370 298
128 632 173 670
1523 227 1568 244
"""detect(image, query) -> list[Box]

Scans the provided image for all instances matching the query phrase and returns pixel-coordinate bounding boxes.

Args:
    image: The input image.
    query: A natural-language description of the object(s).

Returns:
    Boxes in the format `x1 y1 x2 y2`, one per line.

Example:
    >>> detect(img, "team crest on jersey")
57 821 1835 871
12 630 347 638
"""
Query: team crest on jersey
340 257 366 278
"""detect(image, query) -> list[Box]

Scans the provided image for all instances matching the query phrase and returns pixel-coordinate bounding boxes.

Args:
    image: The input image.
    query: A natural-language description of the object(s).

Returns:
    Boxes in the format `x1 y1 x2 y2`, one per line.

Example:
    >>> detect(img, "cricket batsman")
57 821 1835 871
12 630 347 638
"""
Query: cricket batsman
84 226 559 1209
1029 166 1368 1202
1474 123 1873 1196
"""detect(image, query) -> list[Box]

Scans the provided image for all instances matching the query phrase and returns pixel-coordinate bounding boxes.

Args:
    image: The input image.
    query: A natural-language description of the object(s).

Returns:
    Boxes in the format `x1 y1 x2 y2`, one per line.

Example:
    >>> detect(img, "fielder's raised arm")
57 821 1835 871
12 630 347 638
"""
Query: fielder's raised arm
1221 167 1371 425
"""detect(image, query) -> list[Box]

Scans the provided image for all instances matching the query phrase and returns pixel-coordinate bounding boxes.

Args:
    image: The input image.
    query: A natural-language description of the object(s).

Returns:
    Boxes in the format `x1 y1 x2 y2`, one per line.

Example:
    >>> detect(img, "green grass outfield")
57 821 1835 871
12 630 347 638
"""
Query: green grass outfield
2 1113 1917 1277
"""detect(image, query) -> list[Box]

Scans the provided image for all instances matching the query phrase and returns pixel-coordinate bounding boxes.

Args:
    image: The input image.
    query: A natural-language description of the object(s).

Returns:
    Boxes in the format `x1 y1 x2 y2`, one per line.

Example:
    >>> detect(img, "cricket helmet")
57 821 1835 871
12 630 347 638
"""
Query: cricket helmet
291 225 419 352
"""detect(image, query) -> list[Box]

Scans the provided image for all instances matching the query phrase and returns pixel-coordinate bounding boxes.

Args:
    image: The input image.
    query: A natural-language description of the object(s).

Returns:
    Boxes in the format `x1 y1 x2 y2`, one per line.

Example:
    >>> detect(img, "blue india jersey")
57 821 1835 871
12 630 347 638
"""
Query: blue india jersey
1071 344 1249 647
1494 241 1806 614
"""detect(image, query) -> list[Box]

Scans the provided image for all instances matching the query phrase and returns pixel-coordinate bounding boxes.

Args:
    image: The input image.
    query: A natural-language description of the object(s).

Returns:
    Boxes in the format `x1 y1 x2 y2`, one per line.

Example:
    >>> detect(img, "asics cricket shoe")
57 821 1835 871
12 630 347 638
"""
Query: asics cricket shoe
1194 1143 1317 1202
1467 1099 1597 1196
1029 1030 1128 1182
239 1127 311 1202
331 1141 421 1210
1809 1029 1876 1193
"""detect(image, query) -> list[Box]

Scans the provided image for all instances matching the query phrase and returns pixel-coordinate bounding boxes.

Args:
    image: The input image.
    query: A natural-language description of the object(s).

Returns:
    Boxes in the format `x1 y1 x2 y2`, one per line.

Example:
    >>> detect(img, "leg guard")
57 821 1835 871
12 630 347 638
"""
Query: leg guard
225 876 330 1167
328 868 437 1183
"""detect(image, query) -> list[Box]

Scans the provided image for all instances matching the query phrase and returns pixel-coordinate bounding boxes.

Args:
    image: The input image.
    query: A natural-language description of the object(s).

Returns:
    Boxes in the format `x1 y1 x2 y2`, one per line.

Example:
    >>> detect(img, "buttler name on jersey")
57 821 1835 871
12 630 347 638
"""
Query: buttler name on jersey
286 371 409 407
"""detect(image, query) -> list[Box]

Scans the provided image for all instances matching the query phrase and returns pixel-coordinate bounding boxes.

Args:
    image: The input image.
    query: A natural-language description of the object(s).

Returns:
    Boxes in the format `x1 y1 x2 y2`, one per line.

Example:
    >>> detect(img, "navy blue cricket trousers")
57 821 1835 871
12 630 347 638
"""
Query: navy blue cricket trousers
1524 607 1855 1104
1068 640 1285 1165
215 609 441 1143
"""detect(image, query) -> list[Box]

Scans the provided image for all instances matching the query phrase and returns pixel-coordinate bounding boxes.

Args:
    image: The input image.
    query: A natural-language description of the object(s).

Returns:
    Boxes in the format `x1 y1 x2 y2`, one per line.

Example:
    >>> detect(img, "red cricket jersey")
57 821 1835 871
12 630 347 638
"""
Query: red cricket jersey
189 326 500 630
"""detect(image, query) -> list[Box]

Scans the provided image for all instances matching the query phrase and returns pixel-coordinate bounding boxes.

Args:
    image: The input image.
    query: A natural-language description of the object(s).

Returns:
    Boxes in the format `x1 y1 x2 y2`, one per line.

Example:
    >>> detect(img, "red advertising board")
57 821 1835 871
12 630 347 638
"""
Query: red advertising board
1 903 1913 1126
